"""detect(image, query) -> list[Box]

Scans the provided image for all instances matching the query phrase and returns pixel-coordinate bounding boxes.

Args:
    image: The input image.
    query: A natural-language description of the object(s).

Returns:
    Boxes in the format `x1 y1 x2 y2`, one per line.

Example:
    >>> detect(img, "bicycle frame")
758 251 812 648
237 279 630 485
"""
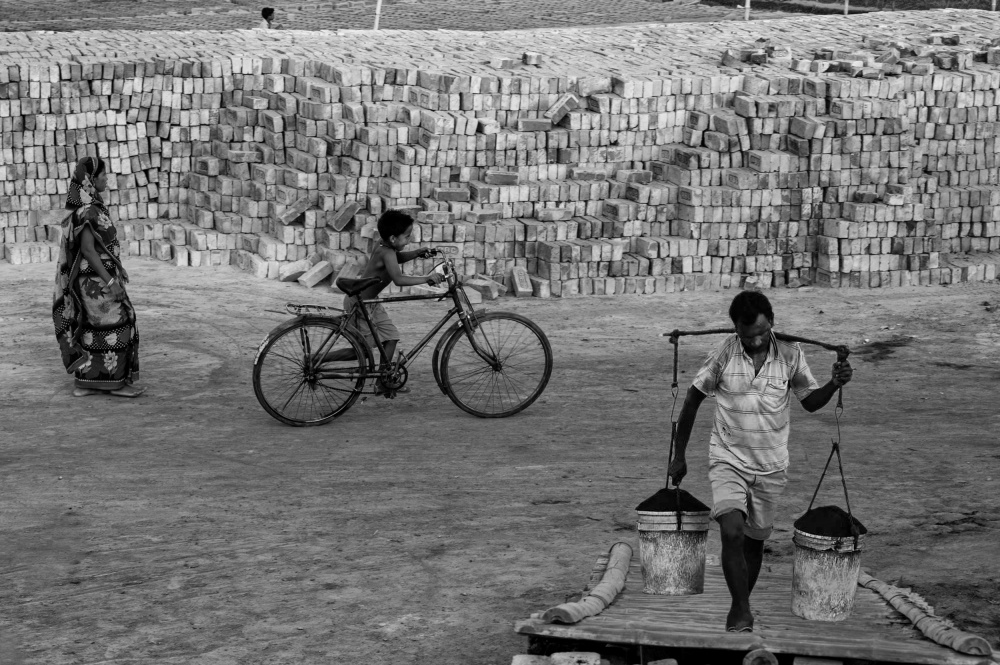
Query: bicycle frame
311 259 499 383
352 272 499 371
358 290 462 369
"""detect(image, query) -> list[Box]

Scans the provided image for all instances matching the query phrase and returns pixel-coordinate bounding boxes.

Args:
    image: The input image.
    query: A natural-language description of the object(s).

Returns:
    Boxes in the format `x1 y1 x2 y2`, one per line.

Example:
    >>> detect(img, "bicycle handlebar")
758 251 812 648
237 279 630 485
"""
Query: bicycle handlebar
423 246 460 257
423 246 462 289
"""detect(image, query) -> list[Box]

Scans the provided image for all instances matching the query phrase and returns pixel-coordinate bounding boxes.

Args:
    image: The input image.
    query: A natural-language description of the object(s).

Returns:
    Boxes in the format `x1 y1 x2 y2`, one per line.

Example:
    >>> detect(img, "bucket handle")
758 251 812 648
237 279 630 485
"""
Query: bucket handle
805 345 859 548
806 439 860 548
666 423 683 532
666 334 687 532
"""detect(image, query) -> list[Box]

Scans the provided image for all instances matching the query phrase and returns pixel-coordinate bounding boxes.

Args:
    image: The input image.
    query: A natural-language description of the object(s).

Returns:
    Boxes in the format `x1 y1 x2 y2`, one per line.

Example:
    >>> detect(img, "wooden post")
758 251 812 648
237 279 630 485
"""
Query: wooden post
373 0 383 30
844 0 849 14
744 0 751 21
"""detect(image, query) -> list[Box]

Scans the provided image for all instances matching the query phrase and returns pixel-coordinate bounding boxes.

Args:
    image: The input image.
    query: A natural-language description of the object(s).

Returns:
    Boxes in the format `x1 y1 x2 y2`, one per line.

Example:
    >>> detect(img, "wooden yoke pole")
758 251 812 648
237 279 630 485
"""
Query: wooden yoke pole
373 0 383 30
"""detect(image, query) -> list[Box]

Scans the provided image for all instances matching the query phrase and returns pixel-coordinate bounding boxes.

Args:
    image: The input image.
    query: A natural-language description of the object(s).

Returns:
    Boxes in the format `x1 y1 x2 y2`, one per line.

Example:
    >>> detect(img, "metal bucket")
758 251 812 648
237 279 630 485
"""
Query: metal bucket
636 510 710 595
791 528 865 621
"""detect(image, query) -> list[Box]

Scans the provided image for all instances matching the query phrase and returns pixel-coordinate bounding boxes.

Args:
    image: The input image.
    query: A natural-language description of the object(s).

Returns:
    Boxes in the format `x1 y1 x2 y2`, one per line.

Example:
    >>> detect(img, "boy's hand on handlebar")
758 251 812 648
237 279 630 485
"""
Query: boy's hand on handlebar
426 272 444 286
418 248 436 259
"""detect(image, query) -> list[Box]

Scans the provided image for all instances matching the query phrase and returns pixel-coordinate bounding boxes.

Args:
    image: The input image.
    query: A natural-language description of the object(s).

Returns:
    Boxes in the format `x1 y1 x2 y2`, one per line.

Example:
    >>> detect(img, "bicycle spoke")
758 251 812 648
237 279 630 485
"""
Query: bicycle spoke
309 381 342 415
253 319 367 426
278 377 311 412
314 379 362 394
442 314 552 418
450 365 496 408
265 350 307 369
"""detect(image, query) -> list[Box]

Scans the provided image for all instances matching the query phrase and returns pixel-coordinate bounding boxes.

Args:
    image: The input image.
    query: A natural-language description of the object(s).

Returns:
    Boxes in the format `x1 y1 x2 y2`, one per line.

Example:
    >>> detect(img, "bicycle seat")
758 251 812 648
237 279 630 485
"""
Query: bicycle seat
336 276 382 296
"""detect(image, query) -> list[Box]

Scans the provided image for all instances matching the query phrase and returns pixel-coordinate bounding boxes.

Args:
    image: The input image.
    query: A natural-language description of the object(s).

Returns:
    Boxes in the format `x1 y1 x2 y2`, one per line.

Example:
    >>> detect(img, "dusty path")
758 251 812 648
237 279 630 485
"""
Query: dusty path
2 260 999 664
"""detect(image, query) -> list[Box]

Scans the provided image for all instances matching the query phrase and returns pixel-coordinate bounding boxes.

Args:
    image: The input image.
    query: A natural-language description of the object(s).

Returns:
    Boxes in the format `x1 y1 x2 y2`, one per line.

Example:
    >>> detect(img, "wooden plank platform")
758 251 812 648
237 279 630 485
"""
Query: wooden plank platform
515 554 997 665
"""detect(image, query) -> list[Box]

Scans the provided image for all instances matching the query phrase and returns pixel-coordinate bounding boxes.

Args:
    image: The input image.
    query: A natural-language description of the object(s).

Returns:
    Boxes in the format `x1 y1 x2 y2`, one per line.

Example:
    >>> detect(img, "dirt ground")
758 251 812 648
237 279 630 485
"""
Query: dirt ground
2 259 999 665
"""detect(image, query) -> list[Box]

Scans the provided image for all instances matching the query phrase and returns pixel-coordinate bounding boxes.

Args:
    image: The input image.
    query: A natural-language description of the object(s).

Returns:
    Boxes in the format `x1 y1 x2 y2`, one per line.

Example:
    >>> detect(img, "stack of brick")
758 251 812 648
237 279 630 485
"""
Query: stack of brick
175 66 375 280
3 12 1000 295
0 55 222 263
796 40 1000 287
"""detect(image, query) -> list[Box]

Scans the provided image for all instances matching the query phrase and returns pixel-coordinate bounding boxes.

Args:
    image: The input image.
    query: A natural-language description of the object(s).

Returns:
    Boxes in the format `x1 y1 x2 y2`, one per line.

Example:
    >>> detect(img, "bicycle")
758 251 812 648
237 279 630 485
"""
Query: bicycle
252 246 554 426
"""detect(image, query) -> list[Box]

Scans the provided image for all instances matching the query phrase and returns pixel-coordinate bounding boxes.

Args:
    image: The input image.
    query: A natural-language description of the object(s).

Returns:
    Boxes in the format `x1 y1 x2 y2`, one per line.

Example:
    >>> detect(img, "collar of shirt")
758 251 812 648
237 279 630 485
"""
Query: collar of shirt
735 330 776 367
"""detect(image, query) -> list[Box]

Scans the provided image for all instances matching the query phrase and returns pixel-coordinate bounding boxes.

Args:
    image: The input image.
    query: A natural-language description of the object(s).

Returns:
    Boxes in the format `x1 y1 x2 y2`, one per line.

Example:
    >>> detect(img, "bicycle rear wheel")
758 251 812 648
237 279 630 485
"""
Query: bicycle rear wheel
253 318 368 426
440 312 552 418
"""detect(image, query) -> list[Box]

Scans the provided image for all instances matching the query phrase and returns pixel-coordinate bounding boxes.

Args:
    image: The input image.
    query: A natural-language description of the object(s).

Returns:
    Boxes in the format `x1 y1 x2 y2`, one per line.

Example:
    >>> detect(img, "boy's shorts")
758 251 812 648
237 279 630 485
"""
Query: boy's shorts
708 460 787 540
343 296 399 349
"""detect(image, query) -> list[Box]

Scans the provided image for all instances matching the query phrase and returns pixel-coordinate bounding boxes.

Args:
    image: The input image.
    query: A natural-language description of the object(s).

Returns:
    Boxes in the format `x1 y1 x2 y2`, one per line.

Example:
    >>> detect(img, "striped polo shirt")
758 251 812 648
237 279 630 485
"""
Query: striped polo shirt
692 332 820 474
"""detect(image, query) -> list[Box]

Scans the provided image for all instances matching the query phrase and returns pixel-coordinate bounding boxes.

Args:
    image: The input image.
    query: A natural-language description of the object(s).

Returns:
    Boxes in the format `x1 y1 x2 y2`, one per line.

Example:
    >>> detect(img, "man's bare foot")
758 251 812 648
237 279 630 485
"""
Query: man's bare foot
73 388 104 397
108 385 146 398
726 605 754 633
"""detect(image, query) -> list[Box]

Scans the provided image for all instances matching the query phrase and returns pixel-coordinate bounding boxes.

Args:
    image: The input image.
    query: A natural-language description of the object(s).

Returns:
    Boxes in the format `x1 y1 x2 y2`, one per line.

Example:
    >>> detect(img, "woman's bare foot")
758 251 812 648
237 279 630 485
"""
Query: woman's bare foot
73 388 104 397
108 385 146 398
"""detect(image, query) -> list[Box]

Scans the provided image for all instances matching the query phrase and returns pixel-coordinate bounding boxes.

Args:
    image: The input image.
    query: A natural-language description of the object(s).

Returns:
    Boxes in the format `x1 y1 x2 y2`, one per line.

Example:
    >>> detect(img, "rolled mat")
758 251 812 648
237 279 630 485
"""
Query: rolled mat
858 571 994 657
542 542 632 624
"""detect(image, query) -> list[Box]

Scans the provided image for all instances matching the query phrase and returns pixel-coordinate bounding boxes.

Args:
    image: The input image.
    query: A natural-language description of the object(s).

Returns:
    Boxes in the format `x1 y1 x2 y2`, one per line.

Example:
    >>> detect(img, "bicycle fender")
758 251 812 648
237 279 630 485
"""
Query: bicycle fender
432 322 463 394
264 314 344 339
254 316 309 366
253 315 348 367
431 309 488 394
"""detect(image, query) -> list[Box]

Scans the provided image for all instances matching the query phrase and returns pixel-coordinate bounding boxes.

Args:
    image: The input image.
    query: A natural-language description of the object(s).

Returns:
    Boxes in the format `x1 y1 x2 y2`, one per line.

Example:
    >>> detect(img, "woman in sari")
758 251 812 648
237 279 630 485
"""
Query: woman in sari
53 156 144 397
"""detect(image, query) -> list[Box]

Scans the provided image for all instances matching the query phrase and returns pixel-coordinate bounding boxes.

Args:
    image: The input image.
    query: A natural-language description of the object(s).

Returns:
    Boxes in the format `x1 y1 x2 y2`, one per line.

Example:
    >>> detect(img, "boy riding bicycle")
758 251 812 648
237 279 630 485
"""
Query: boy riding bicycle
325 210 443 392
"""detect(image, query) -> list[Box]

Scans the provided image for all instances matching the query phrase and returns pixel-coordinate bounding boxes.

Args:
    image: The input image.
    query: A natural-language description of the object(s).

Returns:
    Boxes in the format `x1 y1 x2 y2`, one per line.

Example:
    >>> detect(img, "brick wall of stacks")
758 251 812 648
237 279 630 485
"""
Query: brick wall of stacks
2 11 1000 296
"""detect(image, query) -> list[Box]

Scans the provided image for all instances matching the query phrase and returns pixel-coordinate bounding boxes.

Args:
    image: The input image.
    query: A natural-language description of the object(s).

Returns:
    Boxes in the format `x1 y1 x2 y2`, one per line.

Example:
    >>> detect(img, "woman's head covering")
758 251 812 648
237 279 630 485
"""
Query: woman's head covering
262 7 275 20
66 156 107 211
72 155 105 183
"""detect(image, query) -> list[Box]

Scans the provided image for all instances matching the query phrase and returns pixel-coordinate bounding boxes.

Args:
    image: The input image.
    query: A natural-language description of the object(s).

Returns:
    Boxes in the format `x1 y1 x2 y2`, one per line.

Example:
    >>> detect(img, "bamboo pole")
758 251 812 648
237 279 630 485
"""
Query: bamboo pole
844 0 850 15
373 0 383 30
744 0 751 21
542 542 632 624
858 572 994 656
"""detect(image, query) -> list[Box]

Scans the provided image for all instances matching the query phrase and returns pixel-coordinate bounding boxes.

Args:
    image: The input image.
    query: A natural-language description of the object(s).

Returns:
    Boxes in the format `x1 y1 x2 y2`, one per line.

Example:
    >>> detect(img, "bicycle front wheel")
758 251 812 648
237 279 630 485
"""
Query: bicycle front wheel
440 312 552 418
252 318 368 426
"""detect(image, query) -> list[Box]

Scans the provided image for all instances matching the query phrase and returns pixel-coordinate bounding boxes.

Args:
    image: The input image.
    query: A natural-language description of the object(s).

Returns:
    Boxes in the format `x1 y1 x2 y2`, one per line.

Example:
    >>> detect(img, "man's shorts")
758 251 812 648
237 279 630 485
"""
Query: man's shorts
708 460 787 540
343 296 399 349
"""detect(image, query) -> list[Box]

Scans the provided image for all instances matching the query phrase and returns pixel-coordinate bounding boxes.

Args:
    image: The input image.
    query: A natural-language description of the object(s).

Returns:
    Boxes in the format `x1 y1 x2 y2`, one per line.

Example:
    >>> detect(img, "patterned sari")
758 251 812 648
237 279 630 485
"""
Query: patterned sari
52 158 140 390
